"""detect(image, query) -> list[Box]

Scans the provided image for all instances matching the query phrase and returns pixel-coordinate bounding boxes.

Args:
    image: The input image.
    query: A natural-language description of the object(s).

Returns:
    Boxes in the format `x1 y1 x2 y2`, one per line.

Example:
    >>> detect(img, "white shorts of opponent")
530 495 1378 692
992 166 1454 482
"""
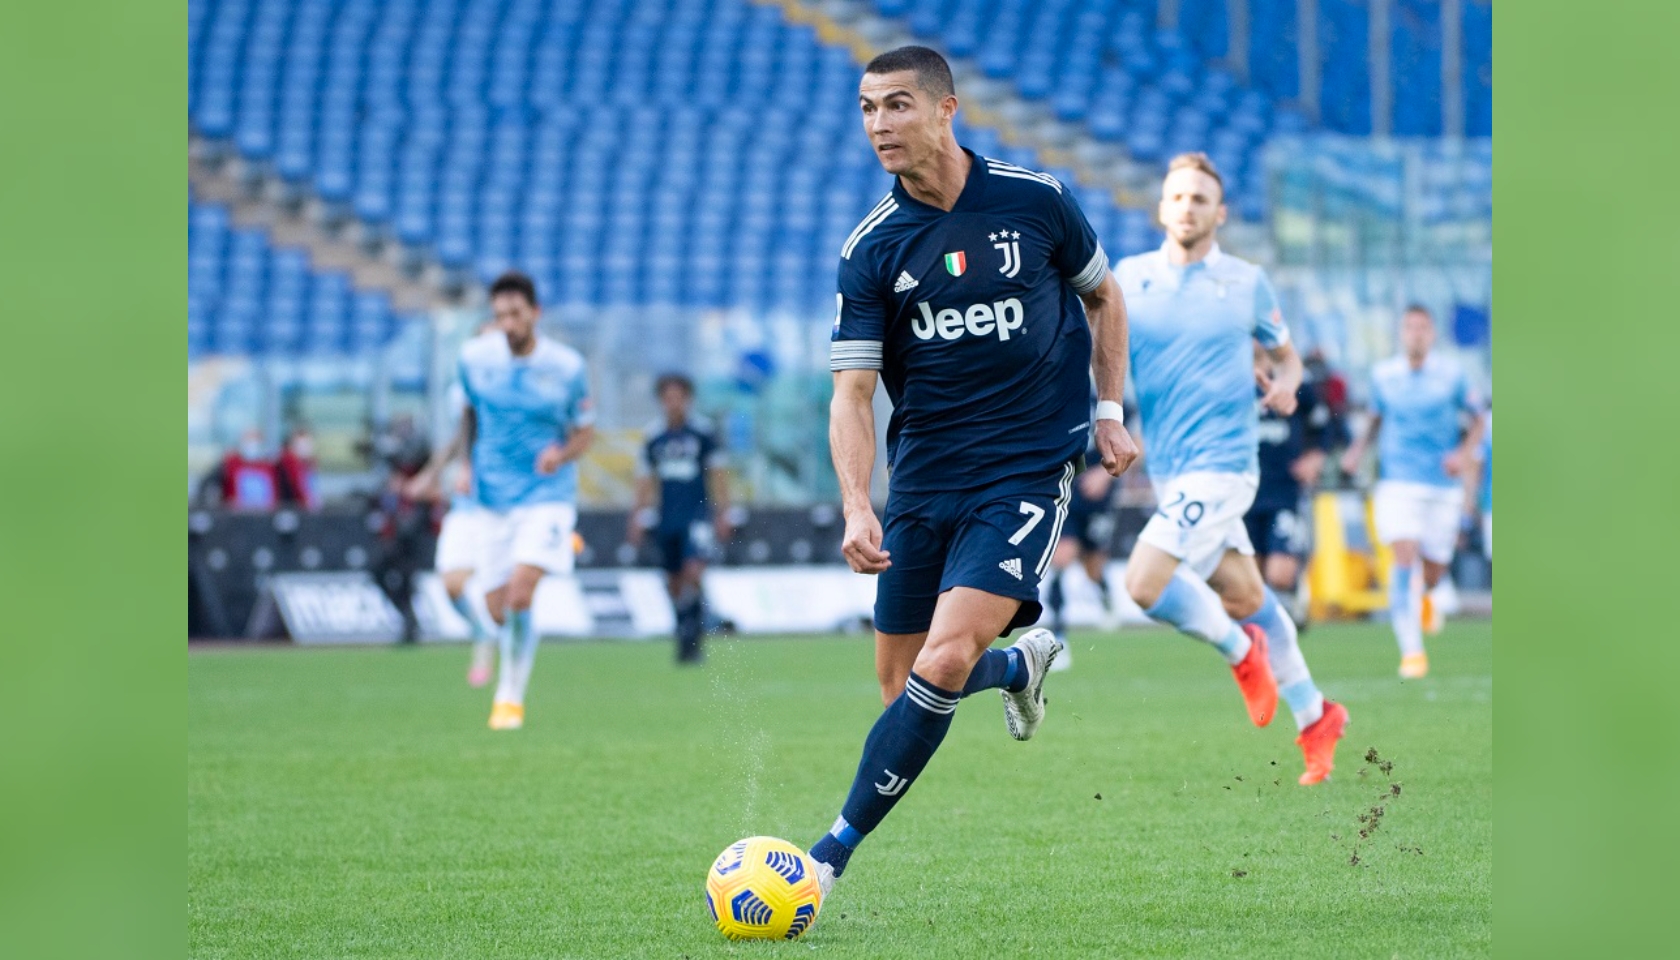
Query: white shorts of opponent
435 506 491 573
1137 472 1258 579
1372 480 1461 564
1481 512 1492 560
478 501 578 589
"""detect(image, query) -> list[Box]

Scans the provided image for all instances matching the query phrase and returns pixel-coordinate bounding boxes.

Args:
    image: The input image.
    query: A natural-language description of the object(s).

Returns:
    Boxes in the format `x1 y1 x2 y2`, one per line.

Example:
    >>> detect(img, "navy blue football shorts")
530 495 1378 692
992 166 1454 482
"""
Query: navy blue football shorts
873 459 1078 637
1243 506 1310 560
655 520 717 574
1065 490 1116 554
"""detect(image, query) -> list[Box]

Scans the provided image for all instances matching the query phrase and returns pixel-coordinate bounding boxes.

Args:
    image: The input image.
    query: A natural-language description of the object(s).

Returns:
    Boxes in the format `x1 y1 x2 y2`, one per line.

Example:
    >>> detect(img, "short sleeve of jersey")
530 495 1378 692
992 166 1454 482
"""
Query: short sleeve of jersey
567 364 596 429
1050 188 1109 295
635 434 655 479
456 356 476 406
1369 373 1388 417
830 254 887 372
1251 269 1290 348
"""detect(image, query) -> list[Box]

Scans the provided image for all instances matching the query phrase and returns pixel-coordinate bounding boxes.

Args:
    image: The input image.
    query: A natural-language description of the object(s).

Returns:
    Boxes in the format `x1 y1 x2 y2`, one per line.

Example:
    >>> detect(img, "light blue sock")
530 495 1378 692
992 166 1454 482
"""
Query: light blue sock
449 593 488 642
1145 571 1250 665
1389 563 1424 656
1242 587 1323 729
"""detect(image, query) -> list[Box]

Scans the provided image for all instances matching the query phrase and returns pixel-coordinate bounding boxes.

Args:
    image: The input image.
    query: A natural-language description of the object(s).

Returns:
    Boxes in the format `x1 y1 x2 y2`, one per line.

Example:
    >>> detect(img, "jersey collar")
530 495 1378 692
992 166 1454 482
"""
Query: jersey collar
891 147 988 215
1157 241 1225 270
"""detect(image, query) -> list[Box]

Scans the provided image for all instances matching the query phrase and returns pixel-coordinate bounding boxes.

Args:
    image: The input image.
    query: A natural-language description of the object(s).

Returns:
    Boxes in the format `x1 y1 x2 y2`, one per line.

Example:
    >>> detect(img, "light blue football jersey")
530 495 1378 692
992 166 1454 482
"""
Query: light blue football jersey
1368 352 1475 488
1115 244 1290 480
457 332 595 510
1478 410 1492 512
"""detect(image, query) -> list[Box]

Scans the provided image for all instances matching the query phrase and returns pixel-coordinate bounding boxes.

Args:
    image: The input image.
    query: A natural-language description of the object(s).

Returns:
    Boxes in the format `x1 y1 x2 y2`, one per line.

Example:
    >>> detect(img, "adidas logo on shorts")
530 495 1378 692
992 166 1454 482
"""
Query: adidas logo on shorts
893 271 919 293
998 557 1023 580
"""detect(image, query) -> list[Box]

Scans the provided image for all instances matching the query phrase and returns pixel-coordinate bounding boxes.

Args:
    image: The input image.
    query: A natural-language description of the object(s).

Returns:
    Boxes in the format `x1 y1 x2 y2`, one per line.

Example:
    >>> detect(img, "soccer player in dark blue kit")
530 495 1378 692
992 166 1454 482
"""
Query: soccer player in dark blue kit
808 46 1139 897
628 373 732 664
1245 344 1347 625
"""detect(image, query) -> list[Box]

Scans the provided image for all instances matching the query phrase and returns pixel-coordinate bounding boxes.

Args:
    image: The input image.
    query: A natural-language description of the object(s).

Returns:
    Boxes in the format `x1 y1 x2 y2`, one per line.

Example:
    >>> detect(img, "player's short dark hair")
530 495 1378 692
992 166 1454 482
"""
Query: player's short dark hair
864 46 955 99
655 372 695 397
1167 152 1225 200
1403 303 1433 320
488 270 538 307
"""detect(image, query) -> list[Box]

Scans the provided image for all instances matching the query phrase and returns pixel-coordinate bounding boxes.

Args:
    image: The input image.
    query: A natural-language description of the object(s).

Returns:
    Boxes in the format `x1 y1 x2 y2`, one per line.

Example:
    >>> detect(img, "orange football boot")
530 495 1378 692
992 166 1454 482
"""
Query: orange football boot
1232 624 1279 727
1296 700 1349 785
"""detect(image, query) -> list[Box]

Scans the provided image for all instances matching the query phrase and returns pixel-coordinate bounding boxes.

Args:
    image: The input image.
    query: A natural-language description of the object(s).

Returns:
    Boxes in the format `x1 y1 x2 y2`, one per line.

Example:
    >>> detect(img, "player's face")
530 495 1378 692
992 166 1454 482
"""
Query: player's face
659 384 692 421
1401 310 1435 359
1158 168 1227 249
491 292 539 353
858 71 953 176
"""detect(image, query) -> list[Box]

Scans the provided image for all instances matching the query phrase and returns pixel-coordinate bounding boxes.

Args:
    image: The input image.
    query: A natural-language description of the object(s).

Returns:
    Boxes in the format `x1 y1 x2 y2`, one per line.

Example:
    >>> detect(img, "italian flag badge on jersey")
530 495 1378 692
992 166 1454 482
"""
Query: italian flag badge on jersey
943 251 967 276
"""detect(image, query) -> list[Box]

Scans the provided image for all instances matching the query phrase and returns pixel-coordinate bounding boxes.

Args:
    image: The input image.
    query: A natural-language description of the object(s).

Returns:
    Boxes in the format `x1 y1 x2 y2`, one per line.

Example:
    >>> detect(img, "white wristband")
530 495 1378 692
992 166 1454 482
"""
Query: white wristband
1094 400 1125 423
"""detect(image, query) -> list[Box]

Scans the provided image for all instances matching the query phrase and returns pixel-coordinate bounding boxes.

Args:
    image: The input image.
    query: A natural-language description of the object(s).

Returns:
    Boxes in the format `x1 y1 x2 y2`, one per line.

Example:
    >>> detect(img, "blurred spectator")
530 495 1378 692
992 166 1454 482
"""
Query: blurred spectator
1305 348 1350 418
276 425 321 510
196 429 280 510
364 415 433 642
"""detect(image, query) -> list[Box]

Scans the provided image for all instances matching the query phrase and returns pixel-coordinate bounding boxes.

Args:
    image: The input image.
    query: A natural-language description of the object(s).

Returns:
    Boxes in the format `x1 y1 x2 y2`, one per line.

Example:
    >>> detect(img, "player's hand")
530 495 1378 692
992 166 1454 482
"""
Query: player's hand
1290 450 1326 488
536 443 565 474
452 464 473 496
1442 449 1468 478
625 521 644 549
840 509 891 574
1258 373 1298 416
1339 446 1363 478
714 515 734 546
1094 420 1139 477
402 472 437 502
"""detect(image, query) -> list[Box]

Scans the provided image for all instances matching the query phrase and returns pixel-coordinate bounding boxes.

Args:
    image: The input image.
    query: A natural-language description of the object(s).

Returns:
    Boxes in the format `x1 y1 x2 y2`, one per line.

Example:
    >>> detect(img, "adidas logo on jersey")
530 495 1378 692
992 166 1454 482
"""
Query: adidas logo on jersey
894 271 919 293
998 557 1023 580
912 297 1025 342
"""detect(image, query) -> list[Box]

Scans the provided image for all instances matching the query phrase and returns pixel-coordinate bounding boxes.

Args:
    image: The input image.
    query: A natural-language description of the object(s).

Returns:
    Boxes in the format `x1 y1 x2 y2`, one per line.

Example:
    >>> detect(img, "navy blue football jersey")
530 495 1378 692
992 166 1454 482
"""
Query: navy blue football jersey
1254 380 1344 509
640 419 725 530
829 150 1109 493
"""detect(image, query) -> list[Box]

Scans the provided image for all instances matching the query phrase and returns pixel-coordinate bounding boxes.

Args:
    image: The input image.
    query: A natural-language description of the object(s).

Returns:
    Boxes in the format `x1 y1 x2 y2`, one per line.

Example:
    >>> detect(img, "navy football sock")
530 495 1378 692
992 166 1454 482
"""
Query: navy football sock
1046 570 1066 633
961 647 1023 696
809 672 959 876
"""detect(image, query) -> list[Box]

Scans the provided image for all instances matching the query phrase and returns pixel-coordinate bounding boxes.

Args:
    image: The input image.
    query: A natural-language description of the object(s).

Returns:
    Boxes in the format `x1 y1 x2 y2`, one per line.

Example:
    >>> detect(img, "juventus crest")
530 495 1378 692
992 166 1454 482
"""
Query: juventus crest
989 229 1023 278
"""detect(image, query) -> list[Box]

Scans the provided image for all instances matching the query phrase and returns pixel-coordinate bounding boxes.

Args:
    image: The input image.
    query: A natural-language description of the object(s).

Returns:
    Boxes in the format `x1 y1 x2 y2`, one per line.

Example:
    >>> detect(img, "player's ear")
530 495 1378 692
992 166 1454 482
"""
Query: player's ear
1215 202 1228 228
941 94 958 123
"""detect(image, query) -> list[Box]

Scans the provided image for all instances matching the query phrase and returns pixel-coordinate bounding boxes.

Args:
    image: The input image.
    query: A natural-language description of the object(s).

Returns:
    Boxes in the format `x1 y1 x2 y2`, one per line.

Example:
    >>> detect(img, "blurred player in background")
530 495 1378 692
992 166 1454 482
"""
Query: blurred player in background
627 373 732 665
1466 405 1491 559
457 271 595 730
1246 343 1347 626
811 46 1137 895
409 332 499 686
1341 306 1481 679
1041 457 1120 669
1117 153 1347 785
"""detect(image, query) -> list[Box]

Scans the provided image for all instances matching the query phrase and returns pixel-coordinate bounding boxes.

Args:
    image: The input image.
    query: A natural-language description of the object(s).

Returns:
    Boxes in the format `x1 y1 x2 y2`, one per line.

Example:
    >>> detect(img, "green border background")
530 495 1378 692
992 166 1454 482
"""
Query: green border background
1501 0 1679 954
0 3 180 958
1 0 1670 955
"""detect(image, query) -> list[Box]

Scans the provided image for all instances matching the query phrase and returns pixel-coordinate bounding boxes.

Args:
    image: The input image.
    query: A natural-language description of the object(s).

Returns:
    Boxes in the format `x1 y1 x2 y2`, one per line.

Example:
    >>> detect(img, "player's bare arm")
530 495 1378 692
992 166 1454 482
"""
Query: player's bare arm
1444 412 1482 478
707 465 733 543
1258 340 1303 416
406 406 475 499
538 424 594 474
1081 270 1140 477
1341 412 1380 476
627 472 656 547
830 368 890 574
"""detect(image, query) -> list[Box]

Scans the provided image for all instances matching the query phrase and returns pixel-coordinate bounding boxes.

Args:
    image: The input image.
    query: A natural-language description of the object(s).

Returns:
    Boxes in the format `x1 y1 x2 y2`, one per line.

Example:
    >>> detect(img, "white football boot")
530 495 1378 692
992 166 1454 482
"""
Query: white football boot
813 859 837 902
1001 628 1064 741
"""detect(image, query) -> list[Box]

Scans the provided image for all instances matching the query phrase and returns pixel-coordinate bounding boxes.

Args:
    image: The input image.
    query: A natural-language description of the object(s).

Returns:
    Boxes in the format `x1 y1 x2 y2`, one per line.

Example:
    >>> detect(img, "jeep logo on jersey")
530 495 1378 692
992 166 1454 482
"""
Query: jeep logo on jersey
912 298 1025 341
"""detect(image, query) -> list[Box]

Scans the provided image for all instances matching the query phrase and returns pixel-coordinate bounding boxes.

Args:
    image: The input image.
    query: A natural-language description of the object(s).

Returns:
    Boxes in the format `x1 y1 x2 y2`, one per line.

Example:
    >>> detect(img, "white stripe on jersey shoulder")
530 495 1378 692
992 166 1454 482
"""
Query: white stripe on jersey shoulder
984 158 1064 193
841 193 900 260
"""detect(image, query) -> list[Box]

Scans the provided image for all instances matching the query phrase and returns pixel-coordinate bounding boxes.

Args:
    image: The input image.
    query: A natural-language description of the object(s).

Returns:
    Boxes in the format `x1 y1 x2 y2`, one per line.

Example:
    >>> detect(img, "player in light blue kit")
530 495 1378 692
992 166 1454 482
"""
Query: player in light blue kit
456 271 595 730
1341 306 1481 678
1116 153 1348 785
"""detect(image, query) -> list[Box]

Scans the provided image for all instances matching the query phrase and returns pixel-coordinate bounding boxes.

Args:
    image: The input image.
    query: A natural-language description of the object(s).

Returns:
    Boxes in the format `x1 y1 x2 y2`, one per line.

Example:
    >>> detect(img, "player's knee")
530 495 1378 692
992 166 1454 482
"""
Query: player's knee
912 640 979 692
1223 580 1264 620
1125 571 1163 611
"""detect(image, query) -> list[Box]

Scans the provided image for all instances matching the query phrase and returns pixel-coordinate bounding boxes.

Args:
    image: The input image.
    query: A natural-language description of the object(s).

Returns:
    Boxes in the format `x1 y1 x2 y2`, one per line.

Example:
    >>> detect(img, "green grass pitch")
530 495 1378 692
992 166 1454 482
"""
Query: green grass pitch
189 621 1492 958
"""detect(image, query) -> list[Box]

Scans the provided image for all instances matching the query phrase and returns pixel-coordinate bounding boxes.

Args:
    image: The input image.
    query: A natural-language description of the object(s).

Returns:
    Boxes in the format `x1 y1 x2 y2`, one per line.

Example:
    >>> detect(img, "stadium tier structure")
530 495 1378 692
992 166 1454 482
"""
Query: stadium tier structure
188 0 1490 364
